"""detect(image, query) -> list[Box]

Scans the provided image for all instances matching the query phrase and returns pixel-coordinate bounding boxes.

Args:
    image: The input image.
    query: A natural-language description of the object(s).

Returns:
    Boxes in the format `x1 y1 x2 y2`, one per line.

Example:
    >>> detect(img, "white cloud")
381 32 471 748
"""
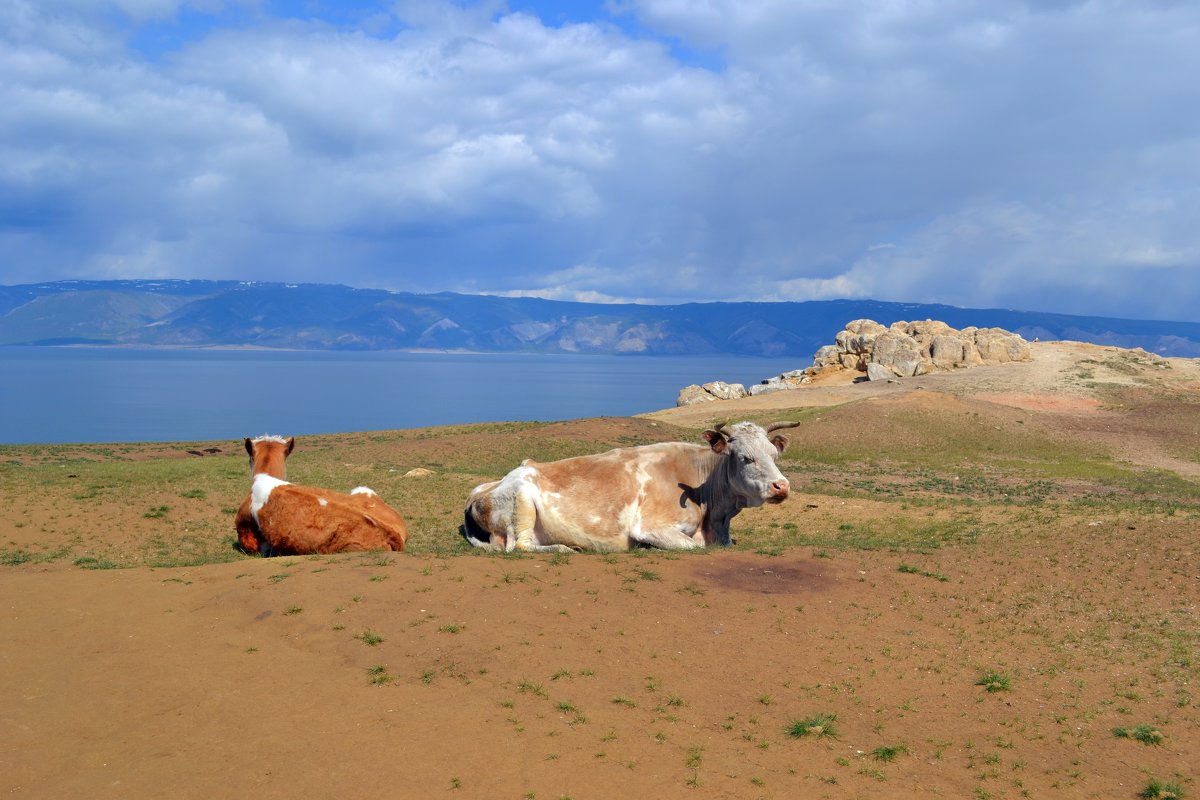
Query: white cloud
484 286 640 304
785 196 1200 320
1 0 1198 321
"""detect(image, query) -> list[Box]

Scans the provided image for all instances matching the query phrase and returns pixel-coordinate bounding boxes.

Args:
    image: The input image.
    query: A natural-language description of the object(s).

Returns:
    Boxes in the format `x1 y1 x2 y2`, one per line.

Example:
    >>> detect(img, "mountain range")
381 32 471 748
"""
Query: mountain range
2 279 1199 358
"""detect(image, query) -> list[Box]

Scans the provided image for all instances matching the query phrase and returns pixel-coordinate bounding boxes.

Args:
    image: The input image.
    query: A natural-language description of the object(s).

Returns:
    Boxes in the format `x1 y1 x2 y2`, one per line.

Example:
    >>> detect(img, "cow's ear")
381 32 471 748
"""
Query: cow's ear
770 434 790 454
244 437 254 457
285 437 296 456
703 430 727 454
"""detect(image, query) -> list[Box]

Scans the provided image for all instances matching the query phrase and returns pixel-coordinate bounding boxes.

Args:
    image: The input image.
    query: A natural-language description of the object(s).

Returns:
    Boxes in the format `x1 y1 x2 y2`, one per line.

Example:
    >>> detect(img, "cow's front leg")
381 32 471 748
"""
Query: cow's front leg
703 511 736 547
515 540 577 553
630 525 704 551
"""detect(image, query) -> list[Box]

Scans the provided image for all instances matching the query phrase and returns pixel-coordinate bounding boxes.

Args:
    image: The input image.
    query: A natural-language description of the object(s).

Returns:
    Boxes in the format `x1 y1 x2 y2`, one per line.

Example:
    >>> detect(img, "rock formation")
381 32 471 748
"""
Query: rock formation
748 370 809 396
676 380 748 406
676 319 1032 405
815 319 1032 379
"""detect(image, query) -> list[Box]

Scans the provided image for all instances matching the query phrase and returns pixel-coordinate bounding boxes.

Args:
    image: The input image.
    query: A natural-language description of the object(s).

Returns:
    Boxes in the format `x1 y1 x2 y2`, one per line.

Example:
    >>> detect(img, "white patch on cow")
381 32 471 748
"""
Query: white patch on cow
490 467 537 513
250 474 290 525
617 499 642 539
615 461 652 539
350 486 376 496
636 462 652 496
318 498 328 507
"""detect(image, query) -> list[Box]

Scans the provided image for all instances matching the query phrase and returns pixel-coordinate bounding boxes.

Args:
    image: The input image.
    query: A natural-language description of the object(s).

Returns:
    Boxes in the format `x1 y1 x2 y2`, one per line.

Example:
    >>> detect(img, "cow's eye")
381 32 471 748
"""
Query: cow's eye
741 455 755 464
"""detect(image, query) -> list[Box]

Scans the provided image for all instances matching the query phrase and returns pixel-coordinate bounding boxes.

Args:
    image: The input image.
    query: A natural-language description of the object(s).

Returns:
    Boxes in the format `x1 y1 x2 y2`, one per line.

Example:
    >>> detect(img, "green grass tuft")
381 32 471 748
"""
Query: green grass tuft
74 556 119 570
871 744 909 762
786 713 838 739
1140 778 1186 800
975 671 1011 693
1113 724 1165 745
355 630 384 646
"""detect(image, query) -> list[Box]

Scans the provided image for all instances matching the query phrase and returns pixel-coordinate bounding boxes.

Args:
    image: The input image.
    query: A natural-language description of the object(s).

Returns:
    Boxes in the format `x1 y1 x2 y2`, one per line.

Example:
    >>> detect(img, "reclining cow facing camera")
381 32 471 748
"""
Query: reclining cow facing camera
462 421 799 553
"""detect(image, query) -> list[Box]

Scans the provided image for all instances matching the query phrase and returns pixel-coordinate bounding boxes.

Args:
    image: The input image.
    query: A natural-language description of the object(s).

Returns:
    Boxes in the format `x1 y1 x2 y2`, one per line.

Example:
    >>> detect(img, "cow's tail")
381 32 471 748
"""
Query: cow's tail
461 505 501 551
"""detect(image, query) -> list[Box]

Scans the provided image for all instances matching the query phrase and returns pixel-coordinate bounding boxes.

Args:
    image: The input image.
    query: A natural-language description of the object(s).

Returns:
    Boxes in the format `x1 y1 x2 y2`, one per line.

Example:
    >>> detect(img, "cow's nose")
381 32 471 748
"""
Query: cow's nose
770 479 790 497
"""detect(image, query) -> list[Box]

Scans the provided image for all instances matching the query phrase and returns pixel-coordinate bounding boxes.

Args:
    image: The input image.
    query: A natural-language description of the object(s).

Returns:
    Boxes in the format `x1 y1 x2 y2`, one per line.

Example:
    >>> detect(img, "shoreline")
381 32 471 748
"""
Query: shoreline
0 342 804 360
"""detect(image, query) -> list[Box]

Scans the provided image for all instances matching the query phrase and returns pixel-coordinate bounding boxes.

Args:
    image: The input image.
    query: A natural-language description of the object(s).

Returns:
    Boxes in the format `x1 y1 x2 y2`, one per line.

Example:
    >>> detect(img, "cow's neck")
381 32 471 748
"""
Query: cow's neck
251 448 287 480
687 450 742 546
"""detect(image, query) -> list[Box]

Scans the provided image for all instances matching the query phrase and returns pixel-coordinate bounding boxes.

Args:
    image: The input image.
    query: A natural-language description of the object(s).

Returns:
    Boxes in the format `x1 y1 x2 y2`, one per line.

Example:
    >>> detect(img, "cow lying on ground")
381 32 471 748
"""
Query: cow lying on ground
462 421 799 552
235 435 408 556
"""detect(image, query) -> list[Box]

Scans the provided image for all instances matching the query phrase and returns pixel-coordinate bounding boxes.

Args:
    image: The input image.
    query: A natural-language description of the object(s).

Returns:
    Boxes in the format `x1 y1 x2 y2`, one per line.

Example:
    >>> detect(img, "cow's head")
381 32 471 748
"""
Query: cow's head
703 421 798 507
245 435 295 479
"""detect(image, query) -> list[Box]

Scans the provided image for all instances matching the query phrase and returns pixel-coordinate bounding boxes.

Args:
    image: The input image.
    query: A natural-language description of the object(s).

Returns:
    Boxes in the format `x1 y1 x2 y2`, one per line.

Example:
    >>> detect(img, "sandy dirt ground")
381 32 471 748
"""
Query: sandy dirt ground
3 341 1199 799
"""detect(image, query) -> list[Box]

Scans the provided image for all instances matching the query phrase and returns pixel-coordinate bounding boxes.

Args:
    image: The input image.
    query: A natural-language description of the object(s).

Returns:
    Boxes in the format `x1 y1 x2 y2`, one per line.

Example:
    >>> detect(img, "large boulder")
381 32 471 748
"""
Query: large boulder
969 327 1032 362
866 362 894 382
813 344 842 368
895 319 957 339
928 334 967 369
869 330 924 378
703 380 748 401
676 380 748 406
834 319 888 364
677 385 716 406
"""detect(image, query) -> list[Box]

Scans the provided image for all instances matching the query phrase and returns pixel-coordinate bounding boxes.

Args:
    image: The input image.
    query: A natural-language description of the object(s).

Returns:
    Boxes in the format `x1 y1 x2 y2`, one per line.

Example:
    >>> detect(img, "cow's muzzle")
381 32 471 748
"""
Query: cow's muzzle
768 479 790 502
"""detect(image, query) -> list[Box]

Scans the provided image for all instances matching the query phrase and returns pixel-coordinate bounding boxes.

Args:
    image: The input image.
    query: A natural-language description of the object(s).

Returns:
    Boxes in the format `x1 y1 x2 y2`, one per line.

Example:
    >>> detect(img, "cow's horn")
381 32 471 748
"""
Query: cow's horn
766 421 801 433
714 422 730 433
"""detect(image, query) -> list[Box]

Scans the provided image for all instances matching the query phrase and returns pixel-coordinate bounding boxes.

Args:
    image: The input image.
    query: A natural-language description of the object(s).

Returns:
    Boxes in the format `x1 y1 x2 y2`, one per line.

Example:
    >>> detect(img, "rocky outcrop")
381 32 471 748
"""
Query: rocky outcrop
813 319 1031 380
676 380 748 406
748 370 810 396
676 318 1033 405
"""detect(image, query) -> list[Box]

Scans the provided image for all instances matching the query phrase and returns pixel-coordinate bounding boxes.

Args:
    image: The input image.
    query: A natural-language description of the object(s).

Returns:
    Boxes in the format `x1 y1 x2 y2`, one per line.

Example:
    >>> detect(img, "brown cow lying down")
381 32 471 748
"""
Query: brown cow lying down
235 435 407 556
463 420 799 552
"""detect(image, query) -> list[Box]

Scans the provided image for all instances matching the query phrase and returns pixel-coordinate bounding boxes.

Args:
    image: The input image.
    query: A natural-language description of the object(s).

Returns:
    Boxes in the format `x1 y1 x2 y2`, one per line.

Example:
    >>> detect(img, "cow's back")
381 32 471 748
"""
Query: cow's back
348 488 409 549
521 442 710 548
530 442 700 506
258 485 406 554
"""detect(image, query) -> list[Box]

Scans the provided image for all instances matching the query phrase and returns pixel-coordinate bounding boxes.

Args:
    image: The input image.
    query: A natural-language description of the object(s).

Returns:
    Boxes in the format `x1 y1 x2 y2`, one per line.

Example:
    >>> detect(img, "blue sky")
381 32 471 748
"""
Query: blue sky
2 1 1199 321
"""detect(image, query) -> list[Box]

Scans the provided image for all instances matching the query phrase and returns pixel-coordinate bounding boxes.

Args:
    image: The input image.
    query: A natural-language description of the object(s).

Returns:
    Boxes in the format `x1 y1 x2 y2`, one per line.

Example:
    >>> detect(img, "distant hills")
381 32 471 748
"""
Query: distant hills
2 279 1199 358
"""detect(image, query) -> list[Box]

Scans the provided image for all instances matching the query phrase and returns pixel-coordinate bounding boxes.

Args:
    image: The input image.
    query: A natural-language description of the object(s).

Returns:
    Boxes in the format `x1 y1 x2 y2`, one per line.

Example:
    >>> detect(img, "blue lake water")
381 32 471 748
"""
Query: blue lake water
0 347 804 444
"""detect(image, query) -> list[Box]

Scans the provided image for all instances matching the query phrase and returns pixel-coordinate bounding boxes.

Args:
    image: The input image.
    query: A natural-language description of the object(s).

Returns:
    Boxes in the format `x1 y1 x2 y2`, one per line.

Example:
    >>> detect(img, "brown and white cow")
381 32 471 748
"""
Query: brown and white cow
235 435 408 556
462 421 799 553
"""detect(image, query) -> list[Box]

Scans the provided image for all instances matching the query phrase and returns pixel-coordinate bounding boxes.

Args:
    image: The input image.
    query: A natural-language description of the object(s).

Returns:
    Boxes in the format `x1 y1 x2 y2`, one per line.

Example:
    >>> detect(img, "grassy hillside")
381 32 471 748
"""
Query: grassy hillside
4 388 1198 566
